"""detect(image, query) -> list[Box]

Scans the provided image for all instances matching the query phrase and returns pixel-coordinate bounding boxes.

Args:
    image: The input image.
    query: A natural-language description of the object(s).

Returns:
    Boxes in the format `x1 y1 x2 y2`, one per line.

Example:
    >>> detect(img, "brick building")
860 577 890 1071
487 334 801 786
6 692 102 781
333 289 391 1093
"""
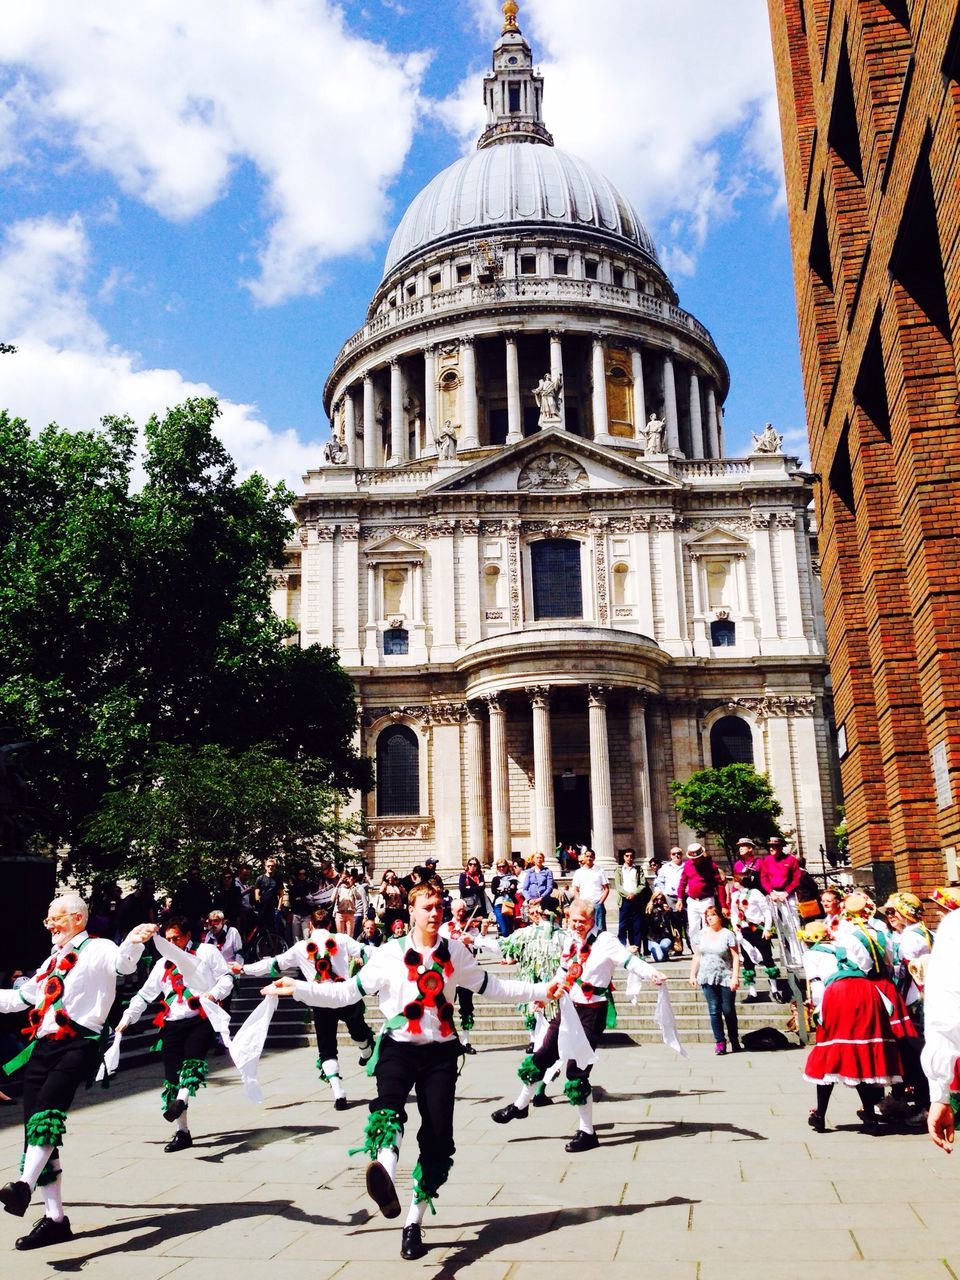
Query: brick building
767 0 960 893
271 3 838 879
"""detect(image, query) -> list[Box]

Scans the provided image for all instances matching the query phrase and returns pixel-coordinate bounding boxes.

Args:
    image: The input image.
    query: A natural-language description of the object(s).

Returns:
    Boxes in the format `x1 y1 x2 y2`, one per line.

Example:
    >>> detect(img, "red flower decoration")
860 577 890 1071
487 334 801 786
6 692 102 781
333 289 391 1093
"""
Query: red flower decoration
62 952 78 970
187 996 201 1011
306 942 318 956
418 970 444 1002
54 1009 70 1026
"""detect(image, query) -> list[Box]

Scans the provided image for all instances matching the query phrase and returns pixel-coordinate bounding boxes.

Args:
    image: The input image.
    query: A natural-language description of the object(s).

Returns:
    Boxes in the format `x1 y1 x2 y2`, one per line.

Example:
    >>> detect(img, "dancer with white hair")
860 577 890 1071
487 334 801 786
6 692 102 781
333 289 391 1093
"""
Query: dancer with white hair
0 893 155 1250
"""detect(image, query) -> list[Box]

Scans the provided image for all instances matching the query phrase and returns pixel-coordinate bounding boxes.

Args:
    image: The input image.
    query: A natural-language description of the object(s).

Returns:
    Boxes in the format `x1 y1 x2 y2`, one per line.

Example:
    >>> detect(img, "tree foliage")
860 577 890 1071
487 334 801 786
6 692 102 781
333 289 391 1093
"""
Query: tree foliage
0 398 371 884
672 763 783 863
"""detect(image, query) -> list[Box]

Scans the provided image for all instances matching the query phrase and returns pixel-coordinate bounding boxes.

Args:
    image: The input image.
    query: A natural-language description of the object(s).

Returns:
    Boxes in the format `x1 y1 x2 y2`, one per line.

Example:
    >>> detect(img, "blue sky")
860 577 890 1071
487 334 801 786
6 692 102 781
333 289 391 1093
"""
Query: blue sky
0 0 808 487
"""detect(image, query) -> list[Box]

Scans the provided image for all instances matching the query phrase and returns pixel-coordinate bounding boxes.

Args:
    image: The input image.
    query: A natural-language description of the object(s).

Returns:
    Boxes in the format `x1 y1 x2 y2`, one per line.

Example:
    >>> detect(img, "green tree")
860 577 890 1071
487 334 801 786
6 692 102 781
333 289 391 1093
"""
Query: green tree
0 398 371 882
86 744 355 887
672 763 783 865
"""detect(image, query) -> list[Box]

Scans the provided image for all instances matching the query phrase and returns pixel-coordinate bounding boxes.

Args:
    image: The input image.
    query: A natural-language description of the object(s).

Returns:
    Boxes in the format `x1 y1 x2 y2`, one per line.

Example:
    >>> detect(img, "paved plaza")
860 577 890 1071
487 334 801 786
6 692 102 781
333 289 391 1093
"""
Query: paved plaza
2 1029 959 1280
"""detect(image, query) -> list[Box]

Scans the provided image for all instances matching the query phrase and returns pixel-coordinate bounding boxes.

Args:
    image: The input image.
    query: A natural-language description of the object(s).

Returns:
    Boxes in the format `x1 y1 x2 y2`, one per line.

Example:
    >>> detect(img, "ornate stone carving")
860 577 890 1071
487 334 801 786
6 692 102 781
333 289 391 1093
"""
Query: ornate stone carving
775 512 796 529
517 452 587 491
505 520 522 628
751 422 784 454
526 685 551 706
459 519 480 535
654 513 683 532
702 694 817 722
370 821 432 840
339 524 360 541
751 511 771 529
363 701 465 728
590 517 609 625
298 527 309 547
587 684 610 708
315 525 336 542
532 371 563 427
427 519 456 538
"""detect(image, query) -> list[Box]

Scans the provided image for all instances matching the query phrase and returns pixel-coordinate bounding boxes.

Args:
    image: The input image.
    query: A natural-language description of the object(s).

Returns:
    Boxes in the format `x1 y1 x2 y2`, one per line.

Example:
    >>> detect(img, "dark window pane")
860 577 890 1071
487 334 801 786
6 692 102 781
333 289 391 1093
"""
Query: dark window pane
377 725 419 815
710 716 754 767
383 628 409 655
532 539 583 619
710 620 736 647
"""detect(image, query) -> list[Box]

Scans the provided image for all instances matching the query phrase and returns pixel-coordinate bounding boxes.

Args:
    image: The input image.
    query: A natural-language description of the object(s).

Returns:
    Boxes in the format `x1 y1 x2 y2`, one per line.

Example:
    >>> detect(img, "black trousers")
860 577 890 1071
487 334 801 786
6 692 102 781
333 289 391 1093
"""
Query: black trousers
532 1001 606 1083
161 1016 215 1085
22 1034 100 1165
372 1037 460 1164
312 1001 373 1061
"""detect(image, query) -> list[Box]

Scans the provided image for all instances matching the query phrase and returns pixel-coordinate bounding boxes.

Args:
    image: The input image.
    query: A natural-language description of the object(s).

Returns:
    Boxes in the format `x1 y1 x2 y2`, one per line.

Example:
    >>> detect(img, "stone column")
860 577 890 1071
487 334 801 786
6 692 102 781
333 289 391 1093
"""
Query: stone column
338 525 362 666
752 514 779 641
587 684 614 862
549 331 566 430
663 354 680 454
777 512 806 643
505 334 523 444
430 524 458 661
466 705 488 865
460 338 480 450
486 694 510 864
592 336 610 443
528 686 555 856
363 373 377 468
629 691 655 859
343 388 357 467
705 384 720 458
461 520 481 646
390 359 405 466
689 371 705 459
423 345 438 458
631 347 646 445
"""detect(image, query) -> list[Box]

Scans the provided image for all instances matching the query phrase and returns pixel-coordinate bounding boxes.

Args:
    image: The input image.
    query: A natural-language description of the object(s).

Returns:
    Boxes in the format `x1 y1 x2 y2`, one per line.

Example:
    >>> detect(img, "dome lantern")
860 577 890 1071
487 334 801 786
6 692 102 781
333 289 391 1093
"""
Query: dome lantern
478 1 553 150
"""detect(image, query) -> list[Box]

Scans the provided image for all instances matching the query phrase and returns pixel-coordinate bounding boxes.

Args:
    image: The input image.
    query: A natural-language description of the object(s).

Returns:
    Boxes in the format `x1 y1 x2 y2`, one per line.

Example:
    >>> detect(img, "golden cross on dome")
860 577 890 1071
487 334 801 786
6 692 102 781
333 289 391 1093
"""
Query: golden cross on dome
502 1 520 34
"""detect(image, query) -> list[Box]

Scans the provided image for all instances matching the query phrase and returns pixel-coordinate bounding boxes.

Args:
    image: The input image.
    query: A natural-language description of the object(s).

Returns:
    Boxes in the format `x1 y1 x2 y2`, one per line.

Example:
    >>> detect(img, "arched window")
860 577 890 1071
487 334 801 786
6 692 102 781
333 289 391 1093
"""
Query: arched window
612 561 630 607
531 539 583 619
376 725 419 815
710 619 736 647
710 716 754 768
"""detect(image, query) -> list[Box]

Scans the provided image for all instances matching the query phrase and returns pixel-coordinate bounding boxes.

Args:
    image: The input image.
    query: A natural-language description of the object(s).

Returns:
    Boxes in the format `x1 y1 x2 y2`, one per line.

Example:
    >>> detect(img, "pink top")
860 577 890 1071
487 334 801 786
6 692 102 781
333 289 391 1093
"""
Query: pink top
758 853 801 895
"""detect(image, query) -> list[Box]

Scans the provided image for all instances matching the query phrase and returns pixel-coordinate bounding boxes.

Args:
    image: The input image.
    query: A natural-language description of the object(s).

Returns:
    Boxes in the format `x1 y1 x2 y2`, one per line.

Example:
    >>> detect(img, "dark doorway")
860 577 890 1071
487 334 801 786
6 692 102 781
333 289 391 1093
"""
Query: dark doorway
554 772 591 848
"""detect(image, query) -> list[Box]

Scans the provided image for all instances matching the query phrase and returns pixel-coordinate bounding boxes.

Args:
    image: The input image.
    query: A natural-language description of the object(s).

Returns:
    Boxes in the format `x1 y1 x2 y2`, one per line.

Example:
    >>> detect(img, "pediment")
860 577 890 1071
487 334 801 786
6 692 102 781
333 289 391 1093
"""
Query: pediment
425 429 682 495
364 533 426 560
685 526 751 556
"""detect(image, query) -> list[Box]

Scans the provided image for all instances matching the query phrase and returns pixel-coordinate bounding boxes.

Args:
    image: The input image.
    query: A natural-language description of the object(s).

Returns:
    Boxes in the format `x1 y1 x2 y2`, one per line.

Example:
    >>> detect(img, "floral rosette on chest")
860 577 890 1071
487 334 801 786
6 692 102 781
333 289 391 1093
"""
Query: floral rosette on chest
307 937 343 982
401 939 457 1036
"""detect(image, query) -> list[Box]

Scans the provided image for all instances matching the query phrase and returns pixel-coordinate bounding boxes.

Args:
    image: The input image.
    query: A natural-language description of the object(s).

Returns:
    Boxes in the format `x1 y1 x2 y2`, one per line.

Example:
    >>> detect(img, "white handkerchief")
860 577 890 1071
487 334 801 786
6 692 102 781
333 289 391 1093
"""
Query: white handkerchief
556 994 597 1070
654 984 688 1058
229 996 278 1103
96 1031 122 1082
532 1009 550 1052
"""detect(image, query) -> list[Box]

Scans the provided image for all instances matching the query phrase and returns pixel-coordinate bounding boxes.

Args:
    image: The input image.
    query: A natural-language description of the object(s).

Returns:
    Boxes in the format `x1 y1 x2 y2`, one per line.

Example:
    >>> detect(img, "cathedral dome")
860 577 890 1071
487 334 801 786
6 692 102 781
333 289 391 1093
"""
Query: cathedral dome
383 142 659 279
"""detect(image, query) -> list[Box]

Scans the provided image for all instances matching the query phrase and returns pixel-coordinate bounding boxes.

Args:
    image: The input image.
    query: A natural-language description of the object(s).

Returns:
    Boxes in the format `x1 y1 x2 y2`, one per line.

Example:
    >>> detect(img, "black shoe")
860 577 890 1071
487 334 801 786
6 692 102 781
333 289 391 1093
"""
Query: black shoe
334 1097 349 1111
531 1090 554 1108
491 1103 528 1125
565 1130 600 1153
15 1215 73 1250
0 1180 31 1218
366 1160 401 1219
358 1041 375 1066
401 1223 426 1260
164 1129 193 1153
807 1110 826 1133
462 1043 477 1055
163 1098 187 1123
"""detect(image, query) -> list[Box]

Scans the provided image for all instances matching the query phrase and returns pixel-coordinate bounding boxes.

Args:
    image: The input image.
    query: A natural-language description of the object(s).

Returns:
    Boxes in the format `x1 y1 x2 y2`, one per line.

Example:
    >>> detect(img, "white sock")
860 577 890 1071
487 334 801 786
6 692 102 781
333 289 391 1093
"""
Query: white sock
175 1110 190 1134
176 1087 190 1103
544 1062 563 1084
322 1059 345 1100
577 1099 594 1135
461 1029 470 1045
41 1171 64 1223
22 1144 54 1189
404 1195 427 1228
513 1083 536 1109
377 1144 399 1182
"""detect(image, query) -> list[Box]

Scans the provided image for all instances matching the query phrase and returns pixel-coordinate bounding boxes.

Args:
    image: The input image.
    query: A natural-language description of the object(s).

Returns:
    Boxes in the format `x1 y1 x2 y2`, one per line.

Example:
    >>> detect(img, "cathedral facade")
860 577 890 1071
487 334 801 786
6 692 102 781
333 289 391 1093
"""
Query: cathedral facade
274 3 838 874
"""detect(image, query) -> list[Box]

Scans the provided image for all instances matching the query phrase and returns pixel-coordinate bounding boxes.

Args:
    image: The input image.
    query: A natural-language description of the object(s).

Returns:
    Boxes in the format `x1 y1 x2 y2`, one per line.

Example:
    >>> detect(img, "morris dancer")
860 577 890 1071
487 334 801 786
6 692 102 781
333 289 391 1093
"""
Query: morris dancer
235 908 374 1109
922 887 960 1152
0 893 155 1250
728 868 782 1002
799 920 903 1133
116 917 233 1152
262 882 555 1261
492 899 665 1152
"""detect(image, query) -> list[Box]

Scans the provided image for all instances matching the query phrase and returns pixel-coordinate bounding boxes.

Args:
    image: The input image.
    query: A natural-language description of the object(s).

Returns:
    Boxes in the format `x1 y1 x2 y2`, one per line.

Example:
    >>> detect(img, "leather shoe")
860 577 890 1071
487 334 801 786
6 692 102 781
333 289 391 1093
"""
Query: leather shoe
0 1180 31 1218
401 1223 426 1260
565 1130 600 1153
164 1129 193 1153
16 1215 73 1250
491 1103 528 1124
462 1043 477 1055
334 1097 349 1111
365 1160 401 1219
531 1090 554 1107
358 1041 375 1065
163 1098 187 1123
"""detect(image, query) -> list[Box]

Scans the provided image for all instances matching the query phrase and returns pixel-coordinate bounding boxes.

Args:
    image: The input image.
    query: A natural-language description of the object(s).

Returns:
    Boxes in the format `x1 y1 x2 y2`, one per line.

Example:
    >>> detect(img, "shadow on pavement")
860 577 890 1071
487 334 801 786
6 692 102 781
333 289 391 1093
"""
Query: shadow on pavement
500 1118 767 1146
46 1199 370 1271
191 1123 335 1163
359 1196 699 1277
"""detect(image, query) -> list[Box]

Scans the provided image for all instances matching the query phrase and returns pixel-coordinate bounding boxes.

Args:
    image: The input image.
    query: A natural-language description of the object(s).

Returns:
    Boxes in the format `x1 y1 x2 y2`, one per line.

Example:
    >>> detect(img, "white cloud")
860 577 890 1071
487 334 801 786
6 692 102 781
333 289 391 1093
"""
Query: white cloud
439 0 782 266
0 1 428 304
0 215 318 490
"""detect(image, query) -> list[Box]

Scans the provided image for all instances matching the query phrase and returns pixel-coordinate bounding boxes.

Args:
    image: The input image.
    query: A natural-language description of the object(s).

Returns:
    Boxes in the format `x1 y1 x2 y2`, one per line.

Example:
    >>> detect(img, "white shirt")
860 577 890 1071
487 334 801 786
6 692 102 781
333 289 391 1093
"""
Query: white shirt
243 929 366 996
292 934 547 1045
619 866 639 896
654 861 683 900
571 865 608 904
124 943 233 1026
802 945 839 1017
729 887 772 933
0 931 144 1037
921 910 960 1104
552 930 656 1006
202 925 244 964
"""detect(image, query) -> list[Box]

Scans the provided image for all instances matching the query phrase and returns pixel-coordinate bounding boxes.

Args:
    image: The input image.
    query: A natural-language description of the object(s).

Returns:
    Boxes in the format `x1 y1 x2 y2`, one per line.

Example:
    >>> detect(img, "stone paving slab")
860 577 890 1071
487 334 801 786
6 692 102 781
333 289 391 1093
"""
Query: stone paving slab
1 1036 959 1279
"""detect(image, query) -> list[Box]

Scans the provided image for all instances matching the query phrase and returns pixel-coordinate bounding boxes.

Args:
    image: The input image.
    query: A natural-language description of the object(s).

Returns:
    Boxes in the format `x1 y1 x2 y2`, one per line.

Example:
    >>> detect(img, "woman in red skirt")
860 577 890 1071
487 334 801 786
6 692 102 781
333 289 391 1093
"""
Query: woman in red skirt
800 919 903 1133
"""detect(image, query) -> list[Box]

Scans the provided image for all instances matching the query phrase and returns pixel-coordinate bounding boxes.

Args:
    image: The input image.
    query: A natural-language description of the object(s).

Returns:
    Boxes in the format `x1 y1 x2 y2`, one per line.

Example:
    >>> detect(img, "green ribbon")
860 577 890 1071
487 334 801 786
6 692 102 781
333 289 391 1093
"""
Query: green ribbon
363 1013 407 1076
3 1039 36 1075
